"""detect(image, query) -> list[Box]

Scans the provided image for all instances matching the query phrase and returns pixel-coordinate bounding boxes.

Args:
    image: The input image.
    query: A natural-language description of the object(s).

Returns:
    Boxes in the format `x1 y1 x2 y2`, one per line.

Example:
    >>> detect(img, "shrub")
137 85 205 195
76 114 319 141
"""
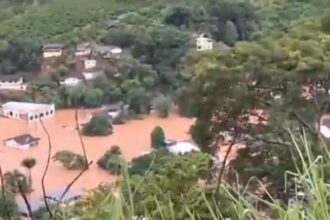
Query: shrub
97 146 124 175
3 170 29 193
150 126 165 149
82 115 113 136
52 150 87 170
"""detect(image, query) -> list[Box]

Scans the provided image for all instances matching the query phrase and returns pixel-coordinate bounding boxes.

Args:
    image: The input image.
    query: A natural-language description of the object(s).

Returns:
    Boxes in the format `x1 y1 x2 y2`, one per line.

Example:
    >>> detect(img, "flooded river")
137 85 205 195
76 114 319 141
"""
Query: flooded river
0 109 193 199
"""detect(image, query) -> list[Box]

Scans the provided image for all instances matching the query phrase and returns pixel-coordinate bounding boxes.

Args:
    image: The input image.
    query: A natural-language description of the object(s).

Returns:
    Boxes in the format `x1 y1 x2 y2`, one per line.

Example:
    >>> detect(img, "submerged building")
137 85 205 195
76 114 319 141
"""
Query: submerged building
1 101 55 122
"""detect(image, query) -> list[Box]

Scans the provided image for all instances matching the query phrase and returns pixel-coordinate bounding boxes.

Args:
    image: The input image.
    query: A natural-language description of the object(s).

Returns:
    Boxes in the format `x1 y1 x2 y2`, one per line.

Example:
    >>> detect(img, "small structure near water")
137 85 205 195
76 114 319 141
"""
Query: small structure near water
164 139 200 155
3 133 39 150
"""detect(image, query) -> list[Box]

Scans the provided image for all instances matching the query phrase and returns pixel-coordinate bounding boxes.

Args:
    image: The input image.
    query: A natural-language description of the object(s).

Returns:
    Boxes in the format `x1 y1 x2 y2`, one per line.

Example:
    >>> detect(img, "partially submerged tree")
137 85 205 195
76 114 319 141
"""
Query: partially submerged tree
153 95 172 118
82 115 113 136
21 157 36 191
150 126 165 149
97 146 124 175
4 170 29 193
52 150 87 170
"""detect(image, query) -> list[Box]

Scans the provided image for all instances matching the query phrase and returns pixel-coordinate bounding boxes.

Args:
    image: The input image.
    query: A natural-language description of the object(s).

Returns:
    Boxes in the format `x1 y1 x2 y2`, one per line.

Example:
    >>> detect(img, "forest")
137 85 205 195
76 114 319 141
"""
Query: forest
1 0 330 219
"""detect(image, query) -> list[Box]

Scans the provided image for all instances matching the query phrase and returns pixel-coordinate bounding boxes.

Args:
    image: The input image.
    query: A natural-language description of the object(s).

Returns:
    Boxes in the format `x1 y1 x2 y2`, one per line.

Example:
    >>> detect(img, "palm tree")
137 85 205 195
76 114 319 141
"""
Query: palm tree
21 157 36 191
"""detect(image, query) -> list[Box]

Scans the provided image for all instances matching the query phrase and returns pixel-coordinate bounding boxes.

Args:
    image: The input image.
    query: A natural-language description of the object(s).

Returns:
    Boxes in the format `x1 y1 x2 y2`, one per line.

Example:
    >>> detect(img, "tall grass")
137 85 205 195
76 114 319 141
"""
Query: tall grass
57 132 330 220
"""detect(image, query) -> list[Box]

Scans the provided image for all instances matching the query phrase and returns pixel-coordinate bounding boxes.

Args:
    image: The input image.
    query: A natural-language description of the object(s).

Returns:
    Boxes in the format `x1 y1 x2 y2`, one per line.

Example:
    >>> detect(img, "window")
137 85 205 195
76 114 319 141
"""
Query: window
29 116 33 120
40 113 44 117
50 110 54 114
46 111 49 116
34 115 38 119
9 111 13 116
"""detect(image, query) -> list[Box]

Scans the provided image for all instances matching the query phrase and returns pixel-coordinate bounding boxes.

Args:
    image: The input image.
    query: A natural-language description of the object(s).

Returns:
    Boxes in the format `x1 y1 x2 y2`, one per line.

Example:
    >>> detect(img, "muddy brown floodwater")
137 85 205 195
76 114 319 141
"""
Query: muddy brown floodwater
0 109 193 199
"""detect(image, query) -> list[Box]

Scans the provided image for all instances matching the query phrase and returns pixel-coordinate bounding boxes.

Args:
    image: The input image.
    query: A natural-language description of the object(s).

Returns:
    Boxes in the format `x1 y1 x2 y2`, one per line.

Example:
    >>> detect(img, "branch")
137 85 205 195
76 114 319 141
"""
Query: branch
39 119 53 218
215 131 239 194
291 110 317 136
0 166 11 220
17 181 34 220
59 161 93 202
255 137 290 148
75 108 89 169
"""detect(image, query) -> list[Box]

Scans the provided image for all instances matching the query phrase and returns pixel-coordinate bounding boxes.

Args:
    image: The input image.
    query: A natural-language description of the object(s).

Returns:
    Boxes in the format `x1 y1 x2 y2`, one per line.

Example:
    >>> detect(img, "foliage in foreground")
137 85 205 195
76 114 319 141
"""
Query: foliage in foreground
45 135 330 220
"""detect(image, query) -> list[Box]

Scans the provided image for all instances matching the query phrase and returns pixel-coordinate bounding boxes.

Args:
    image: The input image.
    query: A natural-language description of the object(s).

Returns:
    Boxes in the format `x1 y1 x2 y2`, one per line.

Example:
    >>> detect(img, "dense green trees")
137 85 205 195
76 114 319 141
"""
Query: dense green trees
0 38 41 74
122 151 241 219
82 115 113 136
181 10 330 197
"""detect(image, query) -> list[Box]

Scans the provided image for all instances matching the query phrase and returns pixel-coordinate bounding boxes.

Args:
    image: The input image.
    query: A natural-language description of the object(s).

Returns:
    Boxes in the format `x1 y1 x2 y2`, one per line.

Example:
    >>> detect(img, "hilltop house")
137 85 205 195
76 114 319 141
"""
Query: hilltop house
0 74 27 91
1 101 55 122
75 43 93 57
3 134 40 150
196 34 213 51
92 44 122 58
43 43 64 58
60 75 83 87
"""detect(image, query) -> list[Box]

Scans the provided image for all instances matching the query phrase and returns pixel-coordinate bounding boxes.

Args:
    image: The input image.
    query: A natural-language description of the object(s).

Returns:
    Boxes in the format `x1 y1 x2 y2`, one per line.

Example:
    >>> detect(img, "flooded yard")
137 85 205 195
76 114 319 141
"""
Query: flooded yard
0 109 193 199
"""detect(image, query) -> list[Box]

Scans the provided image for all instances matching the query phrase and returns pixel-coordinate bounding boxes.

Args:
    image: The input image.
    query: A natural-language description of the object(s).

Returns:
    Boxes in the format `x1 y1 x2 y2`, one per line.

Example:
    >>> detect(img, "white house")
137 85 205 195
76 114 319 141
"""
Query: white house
3 134 40 150
60 77 82 87
166 140 200 155
82 71 103 81
196 34 213 51
0 76 27 91
75 43 92 57
43 44 64 58
1 102 55 122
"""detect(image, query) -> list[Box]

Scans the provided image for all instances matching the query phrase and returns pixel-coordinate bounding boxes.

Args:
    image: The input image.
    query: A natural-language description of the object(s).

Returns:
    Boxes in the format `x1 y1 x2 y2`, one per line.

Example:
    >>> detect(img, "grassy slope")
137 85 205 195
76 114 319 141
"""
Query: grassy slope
0 0 148 41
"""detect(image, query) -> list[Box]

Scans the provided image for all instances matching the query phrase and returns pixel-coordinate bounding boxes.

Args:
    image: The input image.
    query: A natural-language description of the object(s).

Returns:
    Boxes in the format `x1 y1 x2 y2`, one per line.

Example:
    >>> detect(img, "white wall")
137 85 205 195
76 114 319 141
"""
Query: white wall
2 104 55 123
4 139 30 150
43 50 62 58
84 59 97 69
196 37 213 51
60 78 81 86
0 84 27 91
75 48 91 57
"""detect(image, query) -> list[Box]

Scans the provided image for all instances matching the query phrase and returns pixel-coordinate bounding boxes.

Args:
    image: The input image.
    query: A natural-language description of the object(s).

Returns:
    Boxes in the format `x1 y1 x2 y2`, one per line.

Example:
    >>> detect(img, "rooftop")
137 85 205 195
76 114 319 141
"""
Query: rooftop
2 102 54 112
0 74 24 82
43 43 64 50
4 133 39 145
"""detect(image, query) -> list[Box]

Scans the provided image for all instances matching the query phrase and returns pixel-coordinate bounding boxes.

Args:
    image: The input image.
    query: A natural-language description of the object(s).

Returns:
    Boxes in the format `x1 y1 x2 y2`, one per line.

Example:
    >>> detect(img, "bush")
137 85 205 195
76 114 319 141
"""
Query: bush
97 146 124 175
52 150 87 170
0 191 17 219
150 126 165 149
3 170 29 194
82 115 113 136
153 95 172 118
